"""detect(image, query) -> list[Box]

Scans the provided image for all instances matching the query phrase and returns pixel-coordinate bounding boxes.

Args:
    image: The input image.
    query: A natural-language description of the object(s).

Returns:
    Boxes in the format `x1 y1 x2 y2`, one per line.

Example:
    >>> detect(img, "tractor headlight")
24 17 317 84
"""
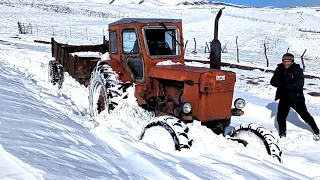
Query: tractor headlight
234 98 246 109
182 102 192 114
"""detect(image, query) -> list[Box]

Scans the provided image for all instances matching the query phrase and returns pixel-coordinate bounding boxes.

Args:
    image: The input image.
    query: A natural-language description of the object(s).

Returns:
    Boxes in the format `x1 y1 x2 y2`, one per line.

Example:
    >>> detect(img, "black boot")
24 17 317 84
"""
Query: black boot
279 131 286 138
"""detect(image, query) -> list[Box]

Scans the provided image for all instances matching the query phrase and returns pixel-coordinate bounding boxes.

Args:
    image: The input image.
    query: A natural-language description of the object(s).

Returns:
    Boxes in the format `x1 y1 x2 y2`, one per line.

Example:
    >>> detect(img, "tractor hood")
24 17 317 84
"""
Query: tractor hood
149 65 235 86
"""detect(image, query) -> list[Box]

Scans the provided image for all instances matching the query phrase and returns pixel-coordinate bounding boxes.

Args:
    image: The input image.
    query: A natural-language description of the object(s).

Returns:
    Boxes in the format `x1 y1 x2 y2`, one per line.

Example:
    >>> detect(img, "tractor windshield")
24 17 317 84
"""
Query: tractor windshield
144 27 180 57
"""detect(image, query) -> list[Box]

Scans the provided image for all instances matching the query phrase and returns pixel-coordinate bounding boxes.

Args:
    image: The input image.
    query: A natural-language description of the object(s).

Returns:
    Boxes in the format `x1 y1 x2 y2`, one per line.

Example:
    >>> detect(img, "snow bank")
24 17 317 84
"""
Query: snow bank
0 145 44 180
1 1 320 179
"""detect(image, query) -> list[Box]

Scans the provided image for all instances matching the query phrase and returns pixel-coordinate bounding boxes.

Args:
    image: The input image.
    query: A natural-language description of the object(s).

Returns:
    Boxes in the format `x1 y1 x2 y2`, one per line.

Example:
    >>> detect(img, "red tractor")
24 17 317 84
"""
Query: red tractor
49 9 282 162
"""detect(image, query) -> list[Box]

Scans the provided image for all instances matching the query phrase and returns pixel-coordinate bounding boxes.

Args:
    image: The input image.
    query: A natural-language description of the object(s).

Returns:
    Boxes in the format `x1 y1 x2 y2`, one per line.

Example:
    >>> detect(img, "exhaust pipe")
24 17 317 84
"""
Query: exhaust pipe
210 8 224 69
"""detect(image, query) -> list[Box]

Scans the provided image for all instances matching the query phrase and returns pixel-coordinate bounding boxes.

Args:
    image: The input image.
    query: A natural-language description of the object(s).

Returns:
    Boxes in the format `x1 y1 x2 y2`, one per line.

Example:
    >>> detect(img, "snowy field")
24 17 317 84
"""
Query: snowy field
0 0 320 179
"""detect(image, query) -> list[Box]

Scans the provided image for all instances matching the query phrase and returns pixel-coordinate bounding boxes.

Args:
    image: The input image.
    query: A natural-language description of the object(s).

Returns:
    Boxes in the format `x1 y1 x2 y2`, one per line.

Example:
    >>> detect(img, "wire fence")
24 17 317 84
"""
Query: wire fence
16 21 319 74
17 22 108 41
184 36 320 74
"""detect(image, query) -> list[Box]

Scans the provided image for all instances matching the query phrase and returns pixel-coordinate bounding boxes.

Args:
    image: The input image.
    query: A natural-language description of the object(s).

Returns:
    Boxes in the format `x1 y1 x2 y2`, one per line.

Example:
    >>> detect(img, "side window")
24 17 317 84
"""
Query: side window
109 31 117 54
122 29 139 54
165 31 174 49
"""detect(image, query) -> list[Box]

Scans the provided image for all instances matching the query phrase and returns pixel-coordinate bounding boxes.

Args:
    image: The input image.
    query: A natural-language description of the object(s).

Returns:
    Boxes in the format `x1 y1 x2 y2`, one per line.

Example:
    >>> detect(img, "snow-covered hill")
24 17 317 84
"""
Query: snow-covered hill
0 0 320 179
2 0 320 73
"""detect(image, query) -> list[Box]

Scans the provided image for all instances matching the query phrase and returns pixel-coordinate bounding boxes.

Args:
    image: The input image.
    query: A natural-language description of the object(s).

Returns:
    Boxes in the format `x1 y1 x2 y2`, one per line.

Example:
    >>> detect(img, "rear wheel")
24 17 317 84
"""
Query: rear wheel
139 116 192 152
228 123 282 162
89 64 124 117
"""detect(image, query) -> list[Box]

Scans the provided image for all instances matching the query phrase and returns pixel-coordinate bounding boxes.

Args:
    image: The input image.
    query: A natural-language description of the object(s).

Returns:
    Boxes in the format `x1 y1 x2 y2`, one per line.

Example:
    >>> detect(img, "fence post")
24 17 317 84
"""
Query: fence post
222 41 228 53
301 49 307 72
191 38 197 54
184 40 188 55
17 22 22 34
206 42 210 53
263 42 269 67
205 43 207 53
236 36 239 63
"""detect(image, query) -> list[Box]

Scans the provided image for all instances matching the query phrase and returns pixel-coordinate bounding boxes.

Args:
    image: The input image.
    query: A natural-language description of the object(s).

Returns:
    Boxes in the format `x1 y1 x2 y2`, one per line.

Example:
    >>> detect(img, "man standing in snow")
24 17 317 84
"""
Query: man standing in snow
270 53 320 141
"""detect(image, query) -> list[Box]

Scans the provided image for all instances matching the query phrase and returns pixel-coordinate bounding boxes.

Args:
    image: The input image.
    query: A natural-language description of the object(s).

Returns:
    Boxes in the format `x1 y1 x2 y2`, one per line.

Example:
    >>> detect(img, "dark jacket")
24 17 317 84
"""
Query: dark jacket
270 63 305 104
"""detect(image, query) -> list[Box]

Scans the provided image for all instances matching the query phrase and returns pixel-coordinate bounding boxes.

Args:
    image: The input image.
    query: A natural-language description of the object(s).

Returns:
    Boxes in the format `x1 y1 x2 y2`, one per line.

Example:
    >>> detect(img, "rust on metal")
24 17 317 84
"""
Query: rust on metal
51 36 109 83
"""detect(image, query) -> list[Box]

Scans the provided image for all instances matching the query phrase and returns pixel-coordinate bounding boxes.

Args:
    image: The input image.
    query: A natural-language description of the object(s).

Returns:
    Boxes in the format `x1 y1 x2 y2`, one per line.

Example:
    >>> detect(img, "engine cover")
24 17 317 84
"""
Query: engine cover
149 65 236 122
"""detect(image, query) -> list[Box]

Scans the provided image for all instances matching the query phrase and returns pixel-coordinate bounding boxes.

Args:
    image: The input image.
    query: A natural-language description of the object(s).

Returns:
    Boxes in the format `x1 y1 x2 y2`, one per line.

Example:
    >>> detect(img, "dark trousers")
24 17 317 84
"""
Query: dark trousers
277 99 319 134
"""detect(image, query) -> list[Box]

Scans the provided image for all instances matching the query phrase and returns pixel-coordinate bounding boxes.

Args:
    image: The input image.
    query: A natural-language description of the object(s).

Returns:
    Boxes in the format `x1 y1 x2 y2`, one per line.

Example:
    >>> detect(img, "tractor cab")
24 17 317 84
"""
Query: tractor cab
107 18 184 83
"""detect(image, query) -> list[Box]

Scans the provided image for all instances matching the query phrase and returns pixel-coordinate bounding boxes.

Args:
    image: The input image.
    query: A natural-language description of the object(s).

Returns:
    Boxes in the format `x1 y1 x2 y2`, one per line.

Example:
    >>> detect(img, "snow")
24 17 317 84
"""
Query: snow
101 52 111 60
71 51 102 58
0 145 44 179
0 0 320 179
156 60 182 65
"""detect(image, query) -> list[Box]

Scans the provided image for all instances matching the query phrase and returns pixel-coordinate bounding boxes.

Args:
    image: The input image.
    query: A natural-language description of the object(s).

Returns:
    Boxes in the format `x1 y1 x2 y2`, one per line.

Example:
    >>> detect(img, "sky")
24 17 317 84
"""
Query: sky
211 0 320 8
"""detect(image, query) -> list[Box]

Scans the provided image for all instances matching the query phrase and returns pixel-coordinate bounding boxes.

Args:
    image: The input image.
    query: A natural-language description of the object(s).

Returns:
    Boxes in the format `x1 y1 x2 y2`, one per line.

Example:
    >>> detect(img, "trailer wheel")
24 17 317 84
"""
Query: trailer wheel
89 64 122 117
48 60 64 89
57 64 64 89
48 60 53 84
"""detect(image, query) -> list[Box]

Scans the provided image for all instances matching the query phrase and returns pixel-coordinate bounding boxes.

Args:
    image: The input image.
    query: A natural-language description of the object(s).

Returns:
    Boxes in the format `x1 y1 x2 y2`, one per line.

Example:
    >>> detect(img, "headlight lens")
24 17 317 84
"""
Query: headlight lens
182 102 192 114
234 98 246 109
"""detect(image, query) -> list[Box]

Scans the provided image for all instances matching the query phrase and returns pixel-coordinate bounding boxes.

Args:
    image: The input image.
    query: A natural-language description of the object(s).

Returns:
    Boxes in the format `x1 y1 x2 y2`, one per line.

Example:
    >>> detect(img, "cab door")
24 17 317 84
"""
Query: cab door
121 28 145 83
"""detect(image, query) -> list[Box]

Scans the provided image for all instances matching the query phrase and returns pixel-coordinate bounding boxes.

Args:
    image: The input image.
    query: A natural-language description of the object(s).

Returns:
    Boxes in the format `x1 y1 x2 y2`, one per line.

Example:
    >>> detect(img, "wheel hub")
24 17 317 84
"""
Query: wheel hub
97 87 107 114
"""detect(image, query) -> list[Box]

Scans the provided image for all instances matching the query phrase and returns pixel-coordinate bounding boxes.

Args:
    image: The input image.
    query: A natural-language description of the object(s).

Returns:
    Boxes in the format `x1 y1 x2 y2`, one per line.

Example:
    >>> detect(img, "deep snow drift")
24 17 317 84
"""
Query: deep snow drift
0 0 320 179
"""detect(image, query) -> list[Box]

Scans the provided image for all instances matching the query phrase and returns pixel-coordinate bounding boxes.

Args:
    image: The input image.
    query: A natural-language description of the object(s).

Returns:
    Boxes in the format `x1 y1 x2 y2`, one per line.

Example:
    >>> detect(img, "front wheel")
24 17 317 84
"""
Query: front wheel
228 123 282 163
139 116 192 152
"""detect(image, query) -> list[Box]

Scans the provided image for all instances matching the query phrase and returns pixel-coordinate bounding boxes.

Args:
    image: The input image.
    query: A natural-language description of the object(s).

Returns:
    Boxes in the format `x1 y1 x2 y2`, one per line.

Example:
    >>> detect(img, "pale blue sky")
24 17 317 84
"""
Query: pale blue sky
210 0 320 7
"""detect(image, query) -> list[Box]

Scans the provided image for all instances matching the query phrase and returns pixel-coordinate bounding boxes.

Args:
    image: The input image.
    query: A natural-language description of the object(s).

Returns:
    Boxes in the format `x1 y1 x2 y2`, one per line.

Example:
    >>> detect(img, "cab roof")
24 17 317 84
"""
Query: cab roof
108 18 182 27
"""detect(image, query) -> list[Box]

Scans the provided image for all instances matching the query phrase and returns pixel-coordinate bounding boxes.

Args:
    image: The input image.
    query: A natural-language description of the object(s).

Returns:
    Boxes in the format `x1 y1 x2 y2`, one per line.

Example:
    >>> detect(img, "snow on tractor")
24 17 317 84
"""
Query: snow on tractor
49 9 282 162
